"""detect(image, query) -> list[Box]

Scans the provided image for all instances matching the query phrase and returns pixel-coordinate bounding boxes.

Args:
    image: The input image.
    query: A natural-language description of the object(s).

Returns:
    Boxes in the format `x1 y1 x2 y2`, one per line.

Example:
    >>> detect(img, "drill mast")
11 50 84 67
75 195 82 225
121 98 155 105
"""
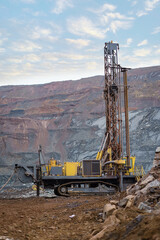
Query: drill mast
103 42 122 164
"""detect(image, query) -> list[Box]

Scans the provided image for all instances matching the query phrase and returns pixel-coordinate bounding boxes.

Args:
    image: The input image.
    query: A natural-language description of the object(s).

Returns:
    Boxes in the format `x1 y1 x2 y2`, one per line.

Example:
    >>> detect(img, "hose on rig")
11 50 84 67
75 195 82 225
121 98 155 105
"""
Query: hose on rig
0 169 16 192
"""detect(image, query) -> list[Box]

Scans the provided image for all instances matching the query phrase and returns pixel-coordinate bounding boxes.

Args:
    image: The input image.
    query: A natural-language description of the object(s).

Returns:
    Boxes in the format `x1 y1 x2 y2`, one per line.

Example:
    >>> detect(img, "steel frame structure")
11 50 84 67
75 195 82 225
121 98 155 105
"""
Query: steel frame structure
103 42 122 162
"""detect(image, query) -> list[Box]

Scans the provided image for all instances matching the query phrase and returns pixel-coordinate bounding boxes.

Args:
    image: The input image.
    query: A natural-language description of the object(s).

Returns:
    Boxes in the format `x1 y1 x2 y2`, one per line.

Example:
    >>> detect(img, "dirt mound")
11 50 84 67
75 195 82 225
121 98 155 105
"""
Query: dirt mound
91 148 160 240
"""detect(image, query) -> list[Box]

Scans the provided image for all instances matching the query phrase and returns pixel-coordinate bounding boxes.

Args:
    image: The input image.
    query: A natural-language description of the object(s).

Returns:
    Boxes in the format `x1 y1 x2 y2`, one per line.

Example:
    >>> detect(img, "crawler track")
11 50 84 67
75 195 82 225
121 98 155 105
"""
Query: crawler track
54 180 119 197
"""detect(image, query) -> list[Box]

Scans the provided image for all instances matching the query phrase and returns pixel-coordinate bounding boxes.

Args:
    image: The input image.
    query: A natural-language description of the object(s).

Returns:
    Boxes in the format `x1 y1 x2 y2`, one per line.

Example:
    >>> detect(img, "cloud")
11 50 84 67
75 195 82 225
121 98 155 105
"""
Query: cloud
30 26 58 41
136 11 148 17
103 12 134 21
32 11 45 17
86 61 99 70
8 58 23 64
145 0 160 11
8 52 58 65
89 3 116 13
52 0 73 14
121 38 133 48
41 53 58 62
110 20 132 33
134 48 151 57
127 38 133 45
48 21 62 33
66 54 86 61
119 52 160 68
66 38 90 48
131 1 138 6
31 27 51 39
137 40 148 47
86 47 102 52
11 40 41 52
136 0 160 17
88 3 133 34
100 12 133 33
25 54 41 62
67 17 106 39
152 26 160 34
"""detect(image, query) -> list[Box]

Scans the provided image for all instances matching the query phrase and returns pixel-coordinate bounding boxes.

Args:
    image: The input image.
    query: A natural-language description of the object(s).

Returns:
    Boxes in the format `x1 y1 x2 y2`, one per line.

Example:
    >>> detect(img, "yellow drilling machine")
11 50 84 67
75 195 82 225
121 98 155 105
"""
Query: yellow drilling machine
15 41 138 196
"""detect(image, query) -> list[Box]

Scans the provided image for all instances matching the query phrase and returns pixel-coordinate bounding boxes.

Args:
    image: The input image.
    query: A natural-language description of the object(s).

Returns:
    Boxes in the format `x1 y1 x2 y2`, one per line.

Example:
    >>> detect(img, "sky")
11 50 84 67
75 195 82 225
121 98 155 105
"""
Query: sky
0 0 160 86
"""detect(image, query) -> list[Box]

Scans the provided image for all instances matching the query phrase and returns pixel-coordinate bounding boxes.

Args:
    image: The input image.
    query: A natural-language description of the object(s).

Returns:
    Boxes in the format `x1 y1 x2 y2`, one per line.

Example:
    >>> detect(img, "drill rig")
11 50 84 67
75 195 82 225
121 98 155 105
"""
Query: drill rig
96 42 134 176
15 42 136 196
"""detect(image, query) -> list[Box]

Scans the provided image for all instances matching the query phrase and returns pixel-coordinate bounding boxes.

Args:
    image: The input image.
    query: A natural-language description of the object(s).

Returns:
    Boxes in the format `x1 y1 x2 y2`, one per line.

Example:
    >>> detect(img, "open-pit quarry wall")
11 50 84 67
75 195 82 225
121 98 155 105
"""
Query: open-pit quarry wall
0 66 160 175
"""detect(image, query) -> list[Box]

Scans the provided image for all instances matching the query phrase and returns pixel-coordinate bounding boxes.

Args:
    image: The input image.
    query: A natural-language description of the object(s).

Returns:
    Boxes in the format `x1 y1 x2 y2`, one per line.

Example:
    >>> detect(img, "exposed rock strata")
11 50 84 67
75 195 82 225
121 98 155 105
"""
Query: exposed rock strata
0 66 160 171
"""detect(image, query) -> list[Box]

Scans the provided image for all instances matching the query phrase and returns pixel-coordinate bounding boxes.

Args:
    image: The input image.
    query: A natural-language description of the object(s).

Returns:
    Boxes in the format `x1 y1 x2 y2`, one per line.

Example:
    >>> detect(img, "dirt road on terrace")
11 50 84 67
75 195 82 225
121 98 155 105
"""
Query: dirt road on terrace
0 195 160 240
0 195 109 240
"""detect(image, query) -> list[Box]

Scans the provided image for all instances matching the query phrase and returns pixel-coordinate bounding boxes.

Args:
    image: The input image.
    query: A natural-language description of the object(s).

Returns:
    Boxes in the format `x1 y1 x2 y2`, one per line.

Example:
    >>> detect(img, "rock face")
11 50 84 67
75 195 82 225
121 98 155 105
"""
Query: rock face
0 66 160 171
153 147 160 167
127 107 160 171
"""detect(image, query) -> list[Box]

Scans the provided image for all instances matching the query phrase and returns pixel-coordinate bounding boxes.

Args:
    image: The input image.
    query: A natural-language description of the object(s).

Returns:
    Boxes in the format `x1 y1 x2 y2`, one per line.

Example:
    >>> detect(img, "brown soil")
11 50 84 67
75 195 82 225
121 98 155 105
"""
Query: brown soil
0 195 160 240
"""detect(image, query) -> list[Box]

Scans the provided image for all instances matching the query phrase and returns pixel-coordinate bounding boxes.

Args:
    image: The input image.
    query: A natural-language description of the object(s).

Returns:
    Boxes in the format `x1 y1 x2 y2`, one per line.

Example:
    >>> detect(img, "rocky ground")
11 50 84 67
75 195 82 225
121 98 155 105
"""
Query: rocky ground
0 163 160 240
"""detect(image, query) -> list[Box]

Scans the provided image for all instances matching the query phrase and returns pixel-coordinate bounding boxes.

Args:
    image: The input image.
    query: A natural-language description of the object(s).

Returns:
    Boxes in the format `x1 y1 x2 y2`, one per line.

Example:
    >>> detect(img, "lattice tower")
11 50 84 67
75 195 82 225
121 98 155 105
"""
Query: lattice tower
103 42 122 161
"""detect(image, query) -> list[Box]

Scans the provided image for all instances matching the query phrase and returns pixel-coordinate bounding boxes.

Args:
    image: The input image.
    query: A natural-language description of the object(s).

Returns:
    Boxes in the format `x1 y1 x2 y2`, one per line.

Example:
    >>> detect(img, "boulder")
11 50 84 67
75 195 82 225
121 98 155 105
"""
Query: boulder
118 198 128 208
125 195 135 200
103 203 116 219
110 200 119 205
125 199 133 208
136 179 160 195
138 202 153 212
126 183 140 194
153 147 160 167
90 215 120 240
140 175 155 186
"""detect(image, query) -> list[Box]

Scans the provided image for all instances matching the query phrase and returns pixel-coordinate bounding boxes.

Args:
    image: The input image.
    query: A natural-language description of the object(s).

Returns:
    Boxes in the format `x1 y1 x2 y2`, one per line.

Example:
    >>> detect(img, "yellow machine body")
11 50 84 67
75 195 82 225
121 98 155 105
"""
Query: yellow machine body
49 159 62 170
123 156 136 175
41 159 63 176
63 162 80 176
43 153 137 178
96 145 137 176
129 156 136 174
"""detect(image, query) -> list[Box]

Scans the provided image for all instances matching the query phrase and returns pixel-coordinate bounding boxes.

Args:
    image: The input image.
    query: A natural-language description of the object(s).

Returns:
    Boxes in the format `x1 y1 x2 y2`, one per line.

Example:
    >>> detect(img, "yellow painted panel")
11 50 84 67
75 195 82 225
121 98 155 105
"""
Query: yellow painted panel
129 156 136 174
64 162 80 176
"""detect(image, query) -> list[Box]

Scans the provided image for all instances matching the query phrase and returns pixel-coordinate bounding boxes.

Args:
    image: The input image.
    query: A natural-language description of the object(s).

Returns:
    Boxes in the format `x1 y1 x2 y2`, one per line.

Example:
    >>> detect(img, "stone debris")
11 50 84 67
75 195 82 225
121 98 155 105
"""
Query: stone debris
138 202 153 212
0 185 56 199
125 199 132 208
153 147 160 167
93 147 160 239
90 215 120 240
122 215 144 238
139 174 155 186
103 203 116 219
110 200 119 205
125 194 135 200
118 197 129 208
136 179 160 195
